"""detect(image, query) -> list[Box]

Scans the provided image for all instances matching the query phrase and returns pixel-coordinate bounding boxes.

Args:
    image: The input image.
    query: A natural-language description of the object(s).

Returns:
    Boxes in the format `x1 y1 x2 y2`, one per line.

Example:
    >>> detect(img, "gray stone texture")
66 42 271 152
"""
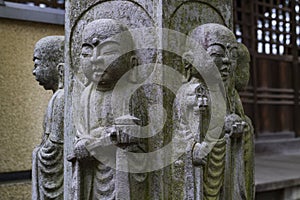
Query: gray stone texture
172 23 254 200
63 1 254 199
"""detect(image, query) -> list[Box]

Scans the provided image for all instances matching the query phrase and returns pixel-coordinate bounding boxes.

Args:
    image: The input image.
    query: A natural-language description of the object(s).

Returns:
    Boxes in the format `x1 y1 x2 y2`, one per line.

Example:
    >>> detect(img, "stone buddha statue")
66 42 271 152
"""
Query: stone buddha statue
172 23 254 200
70 19 145 200
32 36 65 200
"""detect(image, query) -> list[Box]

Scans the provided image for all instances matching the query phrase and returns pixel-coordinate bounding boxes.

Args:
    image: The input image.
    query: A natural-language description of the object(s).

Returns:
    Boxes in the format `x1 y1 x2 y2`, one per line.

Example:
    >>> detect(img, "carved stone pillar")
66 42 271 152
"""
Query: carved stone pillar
63 1 254 200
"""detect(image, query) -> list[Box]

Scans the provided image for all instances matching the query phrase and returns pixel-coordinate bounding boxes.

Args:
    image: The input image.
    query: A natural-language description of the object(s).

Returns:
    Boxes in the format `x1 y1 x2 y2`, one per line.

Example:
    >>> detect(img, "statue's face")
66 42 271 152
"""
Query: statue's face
80 38 127 89
32 50 58 90
206 42 238 84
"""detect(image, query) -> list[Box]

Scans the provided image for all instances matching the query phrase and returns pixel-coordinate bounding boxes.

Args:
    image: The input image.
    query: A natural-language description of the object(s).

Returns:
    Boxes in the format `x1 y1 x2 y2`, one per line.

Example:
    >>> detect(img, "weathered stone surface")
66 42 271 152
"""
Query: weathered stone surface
172 23 254 200
67 19 149 200
65 2 157 199
32 36 65 200
64 1 254 200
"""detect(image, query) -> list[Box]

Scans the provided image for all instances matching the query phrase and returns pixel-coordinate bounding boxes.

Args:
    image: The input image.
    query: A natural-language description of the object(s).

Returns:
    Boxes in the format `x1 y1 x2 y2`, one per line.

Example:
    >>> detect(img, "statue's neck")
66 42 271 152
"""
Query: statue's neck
51 86 58 94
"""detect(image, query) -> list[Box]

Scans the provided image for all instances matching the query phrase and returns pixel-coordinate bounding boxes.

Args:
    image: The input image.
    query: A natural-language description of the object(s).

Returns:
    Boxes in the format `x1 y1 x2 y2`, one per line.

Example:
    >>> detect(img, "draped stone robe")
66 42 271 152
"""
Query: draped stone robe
223 88 254 200
73 82 151 200
32 88 64 200
74 83 116 200
172 73 254 200
172 77 227 200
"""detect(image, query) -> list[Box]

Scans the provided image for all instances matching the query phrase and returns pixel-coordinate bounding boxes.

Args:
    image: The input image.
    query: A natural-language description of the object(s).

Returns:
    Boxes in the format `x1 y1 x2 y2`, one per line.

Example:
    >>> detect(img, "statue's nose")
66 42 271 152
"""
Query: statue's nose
32 68 36 76
90 56 104 65
90 46 104 67
222 57 231 64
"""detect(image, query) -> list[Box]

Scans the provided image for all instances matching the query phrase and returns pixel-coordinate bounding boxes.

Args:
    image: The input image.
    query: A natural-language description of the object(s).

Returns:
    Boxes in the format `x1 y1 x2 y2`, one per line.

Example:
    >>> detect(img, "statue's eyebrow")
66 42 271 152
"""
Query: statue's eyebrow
81 43 93 48
208 43 225 50
81 40 120 50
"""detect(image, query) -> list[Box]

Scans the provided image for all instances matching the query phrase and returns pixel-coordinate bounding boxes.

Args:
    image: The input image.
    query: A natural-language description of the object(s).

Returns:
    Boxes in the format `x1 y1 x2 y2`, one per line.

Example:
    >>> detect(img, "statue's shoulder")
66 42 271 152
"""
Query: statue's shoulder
54 89 64 102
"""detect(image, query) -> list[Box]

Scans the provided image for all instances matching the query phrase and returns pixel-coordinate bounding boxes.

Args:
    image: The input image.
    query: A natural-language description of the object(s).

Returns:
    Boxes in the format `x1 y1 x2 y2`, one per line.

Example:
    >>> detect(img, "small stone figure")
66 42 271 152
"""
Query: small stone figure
32 36 65 200
234 43 254 200
173 23 254 200
70 19 145 200
235 43 250 92
172 36 214 199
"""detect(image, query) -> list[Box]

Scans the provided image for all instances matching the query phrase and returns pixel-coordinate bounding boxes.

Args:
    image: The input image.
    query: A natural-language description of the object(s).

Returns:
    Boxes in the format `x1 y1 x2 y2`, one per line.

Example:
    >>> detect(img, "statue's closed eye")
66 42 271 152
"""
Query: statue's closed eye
81 53 92 58
210 51 225 57
230 48 238 59
208 45 225 57
102 50 120 56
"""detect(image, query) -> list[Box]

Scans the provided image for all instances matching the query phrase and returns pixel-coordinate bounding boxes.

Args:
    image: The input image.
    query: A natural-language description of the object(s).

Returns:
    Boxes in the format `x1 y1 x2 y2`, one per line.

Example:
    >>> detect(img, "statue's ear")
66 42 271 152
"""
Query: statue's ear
129 55 139 83
57 63 64 77
57 63 65 88
182 51 194 69
235 43 250 91
182 51 194 82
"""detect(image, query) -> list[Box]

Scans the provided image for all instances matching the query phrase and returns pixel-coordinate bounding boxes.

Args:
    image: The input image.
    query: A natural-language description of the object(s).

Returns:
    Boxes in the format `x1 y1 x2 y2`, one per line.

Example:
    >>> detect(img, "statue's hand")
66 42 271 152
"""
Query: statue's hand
73 140 92 161
224 113 247 138
112 125 140 147
192 142 209 166
106 126 117 144
186 94 197 108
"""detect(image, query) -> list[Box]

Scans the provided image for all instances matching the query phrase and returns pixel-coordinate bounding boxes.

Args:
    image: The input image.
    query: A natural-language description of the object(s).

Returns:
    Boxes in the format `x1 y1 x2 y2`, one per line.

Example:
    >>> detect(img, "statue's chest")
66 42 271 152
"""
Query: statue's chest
88 90 113 127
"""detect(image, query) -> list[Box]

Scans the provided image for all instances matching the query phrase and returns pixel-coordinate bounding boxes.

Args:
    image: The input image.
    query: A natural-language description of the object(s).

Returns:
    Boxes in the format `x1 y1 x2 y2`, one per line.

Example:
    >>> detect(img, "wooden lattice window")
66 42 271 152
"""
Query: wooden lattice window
235 0 300 55
256 0 298 55
234 0 300 137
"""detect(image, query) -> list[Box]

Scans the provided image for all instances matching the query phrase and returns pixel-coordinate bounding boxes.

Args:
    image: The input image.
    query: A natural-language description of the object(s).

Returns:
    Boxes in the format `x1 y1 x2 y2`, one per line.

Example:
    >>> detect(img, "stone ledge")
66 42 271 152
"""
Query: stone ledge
255 153 300 192
256 131 295 141
255 138 300 156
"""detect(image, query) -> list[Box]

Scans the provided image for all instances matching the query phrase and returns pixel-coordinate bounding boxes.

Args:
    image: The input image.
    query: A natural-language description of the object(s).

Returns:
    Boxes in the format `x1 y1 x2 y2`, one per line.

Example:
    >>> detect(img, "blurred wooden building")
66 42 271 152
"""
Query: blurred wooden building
234 0 300 199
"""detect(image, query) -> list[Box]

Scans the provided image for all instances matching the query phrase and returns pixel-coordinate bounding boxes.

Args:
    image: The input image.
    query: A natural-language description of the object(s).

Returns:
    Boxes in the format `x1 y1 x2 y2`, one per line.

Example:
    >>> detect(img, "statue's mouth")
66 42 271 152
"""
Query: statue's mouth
220 67 230 79
92 70 105 81
35 77 44 85
221 71 229 77
94 71 103 77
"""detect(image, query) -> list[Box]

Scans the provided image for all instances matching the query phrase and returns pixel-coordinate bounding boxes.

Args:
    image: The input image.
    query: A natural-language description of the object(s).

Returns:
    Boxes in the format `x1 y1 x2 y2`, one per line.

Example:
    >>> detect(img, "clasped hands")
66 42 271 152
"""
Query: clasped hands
224 113 248 138
72 125 140 161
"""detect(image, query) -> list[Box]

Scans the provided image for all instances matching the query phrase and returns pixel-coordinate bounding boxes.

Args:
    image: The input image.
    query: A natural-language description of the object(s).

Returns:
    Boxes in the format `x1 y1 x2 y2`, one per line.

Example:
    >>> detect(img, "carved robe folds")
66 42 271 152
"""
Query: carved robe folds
32 88 64 200
74 83 116 200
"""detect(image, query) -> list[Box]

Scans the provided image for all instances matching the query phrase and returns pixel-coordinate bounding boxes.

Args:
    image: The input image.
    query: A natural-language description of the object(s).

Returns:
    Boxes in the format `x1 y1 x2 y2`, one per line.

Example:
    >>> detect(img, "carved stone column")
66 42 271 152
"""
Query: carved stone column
63 1 255 200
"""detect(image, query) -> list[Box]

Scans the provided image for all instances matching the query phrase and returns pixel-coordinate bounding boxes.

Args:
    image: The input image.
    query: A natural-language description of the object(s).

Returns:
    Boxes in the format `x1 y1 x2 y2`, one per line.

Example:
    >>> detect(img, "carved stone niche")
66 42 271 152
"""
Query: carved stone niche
63 0 253 200
65 2 157 199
